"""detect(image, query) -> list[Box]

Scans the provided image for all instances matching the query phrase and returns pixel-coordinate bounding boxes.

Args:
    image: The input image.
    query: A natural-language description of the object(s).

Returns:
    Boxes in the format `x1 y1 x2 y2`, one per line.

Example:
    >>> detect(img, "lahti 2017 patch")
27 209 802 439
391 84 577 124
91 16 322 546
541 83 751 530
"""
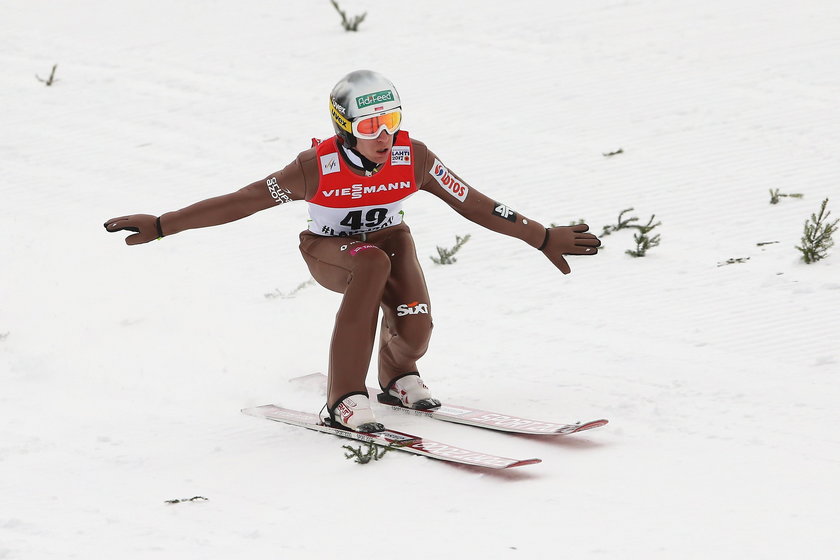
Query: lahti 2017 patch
492 202 517 222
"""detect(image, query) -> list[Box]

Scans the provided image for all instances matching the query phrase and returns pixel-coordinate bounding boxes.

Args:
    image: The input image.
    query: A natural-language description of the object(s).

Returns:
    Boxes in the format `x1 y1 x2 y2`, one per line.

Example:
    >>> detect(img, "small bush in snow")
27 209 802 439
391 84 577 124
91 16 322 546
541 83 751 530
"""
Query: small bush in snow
330 0 366 31
796 198 838 264
164 496 208 505
601 208 641 236
265 279 315 299
343 443 391 464
626 215 662 258
36 64 58 86
599 208 661 257
769 188 803 205
717 257 750 267
431 234 471 265
548 220 587 229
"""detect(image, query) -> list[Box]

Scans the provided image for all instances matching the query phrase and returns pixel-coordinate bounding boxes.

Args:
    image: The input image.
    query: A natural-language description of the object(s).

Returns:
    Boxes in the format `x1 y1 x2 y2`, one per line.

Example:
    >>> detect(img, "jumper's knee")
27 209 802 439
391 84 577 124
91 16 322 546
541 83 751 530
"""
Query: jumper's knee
347 247 391 287
388 318 433 361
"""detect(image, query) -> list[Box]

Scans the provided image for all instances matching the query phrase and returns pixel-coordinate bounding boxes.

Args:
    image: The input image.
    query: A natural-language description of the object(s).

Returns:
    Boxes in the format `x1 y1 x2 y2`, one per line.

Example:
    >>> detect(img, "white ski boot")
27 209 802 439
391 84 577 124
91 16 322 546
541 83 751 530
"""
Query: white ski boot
327 392 384 432
378 373 441 410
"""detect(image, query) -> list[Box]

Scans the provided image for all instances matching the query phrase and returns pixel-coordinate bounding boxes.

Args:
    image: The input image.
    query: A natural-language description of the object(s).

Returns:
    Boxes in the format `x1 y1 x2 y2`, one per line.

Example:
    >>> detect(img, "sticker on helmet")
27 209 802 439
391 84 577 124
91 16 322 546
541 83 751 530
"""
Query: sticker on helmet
356 90 394 109
330 101 352 132
331 98 347 114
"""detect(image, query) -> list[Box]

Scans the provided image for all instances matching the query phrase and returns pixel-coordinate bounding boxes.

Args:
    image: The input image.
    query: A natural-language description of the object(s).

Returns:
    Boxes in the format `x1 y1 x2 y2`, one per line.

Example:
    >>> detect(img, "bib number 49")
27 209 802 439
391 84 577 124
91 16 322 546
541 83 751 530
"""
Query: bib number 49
340 208 388 230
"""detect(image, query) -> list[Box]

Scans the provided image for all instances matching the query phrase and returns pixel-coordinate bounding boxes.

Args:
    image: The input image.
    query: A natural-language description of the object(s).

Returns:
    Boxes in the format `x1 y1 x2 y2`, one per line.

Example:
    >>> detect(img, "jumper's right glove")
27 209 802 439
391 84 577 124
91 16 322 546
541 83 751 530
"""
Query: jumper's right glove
103 214 162 245
539 224 601 274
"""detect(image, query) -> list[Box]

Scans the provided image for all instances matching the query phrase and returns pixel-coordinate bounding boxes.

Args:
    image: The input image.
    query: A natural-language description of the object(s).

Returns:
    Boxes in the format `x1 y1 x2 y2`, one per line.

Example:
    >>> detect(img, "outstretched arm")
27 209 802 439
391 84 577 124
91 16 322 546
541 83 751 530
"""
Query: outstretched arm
413 140 600 274
104 150 314 245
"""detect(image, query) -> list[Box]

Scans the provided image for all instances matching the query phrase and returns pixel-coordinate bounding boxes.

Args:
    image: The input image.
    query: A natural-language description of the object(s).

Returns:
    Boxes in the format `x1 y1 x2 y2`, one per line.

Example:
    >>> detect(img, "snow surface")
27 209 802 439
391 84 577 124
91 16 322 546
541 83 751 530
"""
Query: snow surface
2 1 840 558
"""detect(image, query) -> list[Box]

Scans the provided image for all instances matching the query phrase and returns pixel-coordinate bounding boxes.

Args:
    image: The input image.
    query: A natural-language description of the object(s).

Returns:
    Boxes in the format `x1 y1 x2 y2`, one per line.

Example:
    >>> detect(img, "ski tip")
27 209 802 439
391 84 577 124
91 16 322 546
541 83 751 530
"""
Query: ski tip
241 404 285 418
509 458 542 468
574 419 609 432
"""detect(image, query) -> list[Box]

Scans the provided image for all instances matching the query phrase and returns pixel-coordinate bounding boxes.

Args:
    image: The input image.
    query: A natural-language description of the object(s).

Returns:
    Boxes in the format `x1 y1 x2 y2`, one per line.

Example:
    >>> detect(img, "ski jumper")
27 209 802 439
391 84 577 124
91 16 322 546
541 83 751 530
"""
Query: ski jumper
114 116 599 416
298 131 433 406
152 131 559 408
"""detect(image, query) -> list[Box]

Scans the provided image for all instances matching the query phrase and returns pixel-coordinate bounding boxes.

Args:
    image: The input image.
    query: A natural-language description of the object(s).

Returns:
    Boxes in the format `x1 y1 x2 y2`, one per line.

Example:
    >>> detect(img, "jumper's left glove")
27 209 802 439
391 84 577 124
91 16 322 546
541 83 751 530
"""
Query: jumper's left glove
103 214 163 245
539 224 601 274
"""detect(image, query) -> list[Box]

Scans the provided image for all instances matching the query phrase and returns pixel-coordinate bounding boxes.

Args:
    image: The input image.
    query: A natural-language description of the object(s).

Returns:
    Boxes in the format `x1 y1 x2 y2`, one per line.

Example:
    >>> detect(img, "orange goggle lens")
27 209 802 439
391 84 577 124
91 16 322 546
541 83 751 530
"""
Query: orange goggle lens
353 110 402 138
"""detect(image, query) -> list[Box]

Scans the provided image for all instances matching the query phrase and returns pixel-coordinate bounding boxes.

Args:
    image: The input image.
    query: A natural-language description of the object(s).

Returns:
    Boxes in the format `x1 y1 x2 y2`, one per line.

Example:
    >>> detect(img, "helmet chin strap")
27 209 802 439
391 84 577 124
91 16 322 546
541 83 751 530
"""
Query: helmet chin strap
340 142 381 173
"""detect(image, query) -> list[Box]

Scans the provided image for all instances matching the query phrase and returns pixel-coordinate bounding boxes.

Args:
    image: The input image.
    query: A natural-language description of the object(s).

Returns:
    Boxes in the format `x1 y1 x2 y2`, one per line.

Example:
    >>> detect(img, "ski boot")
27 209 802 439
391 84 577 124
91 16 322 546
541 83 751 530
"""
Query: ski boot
378 372 441 410
326 392 385 433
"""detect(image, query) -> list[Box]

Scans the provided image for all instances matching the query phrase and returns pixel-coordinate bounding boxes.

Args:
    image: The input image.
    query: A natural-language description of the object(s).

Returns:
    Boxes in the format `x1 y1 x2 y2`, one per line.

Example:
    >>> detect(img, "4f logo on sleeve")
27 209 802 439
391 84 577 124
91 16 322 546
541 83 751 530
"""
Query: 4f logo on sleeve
492 202 517 222
397 301 429 317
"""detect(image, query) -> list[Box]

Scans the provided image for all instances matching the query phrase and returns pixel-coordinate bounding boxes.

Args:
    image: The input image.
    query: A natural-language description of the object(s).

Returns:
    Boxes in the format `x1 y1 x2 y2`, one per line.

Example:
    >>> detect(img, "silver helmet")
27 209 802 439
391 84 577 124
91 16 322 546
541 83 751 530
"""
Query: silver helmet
329 70 402 147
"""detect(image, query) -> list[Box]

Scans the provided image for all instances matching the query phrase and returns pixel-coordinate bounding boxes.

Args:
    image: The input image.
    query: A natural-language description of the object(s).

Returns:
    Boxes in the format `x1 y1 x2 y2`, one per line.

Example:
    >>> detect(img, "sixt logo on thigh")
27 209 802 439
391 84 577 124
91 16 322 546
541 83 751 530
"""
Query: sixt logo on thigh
397 301 429 316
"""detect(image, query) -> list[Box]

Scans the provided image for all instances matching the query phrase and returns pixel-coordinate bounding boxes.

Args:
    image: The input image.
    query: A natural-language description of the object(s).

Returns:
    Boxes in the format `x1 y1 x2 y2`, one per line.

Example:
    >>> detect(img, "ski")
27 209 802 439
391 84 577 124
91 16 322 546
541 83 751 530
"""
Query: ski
376 397 609 435
241 404 541 470
294 373 608 436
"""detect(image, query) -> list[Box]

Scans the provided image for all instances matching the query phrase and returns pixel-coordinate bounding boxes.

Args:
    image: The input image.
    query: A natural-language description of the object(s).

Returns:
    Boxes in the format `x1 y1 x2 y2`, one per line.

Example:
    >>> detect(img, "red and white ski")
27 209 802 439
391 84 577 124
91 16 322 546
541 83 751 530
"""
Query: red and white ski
242 404 540 470
376 396 608 435
294 373 608 436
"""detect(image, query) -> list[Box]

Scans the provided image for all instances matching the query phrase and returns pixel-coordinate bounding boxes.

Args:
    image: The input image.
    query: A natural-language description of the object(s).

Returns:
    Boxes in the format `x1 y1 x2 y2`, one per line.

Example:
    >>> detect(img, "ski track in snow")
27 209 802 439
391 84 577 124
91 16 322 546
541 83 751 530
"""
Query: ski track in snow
2 1 839 558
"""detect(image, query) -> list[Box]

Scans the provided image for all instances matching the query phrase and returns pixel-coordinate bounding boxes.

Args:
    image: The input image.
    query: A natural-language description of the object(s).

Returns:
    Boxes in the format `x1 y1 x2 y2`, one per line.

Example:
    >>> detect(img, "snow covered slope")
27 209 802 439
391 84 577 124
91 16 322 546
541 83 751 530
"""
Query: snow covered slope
2 1 839 558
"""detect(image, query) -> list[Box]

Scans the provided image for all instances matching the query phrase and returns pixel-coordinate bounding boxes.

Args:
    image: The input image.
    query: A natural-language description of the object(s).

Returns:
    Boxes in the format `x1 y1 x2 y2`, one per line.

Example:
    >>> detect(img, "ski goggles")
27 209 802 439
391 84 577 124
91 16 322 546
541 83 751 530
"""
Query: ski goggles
352 109 402 139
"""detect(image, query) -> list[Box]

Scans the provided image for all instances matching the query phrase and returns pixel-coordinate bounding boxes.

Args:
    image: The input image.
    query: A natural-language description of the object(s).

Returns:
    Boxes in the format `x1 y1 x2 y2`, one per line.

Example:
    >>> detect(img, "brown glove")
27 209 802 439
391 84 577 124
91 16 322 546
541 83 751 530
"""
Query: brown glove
103 214 163 245
539 224 601 274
